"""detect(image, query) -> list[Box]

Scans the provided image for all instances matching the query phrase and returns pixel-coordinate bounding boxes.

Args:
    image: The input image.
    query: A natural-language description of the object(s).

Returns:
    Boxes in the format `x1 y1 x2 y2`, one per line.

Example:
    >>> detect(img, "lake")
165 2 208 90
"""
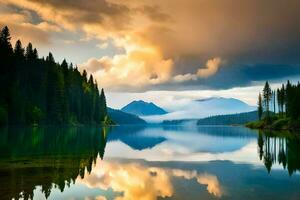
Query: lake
0 125 300 200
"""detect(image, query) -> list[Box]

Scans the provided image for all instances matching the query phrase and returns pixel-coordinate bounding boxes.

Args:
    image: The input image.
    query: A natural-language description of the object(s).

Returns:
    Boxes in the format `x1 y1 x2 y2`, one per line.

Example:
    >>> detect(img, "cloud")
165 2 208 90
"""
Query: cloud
97 42 109 49
2 0 300 90
173 57 223 83
0 18 51 45
173 73 198 82
197 57 223 78
80 41 173 90
0 3 61 45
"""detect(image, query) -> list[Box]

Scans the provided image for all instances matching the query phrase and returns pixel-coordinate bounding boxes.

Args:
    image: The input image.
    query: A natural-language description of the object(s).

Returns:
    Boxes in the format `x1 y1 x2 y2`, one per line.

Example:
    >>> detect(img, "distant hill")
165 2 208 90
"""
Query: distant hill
108 108 147 125
121 100 168 116
144 97 256 123
197 111 258 125
194 97 256 113
162 111 258 125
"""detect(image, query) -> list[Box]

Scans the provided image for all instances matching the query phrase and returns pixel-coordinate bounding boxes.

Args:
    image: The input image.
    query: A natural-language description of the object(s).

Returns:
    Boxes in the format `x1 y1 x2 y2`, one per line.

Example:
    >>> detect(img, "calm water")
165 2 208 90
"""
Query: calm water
0 125 300 200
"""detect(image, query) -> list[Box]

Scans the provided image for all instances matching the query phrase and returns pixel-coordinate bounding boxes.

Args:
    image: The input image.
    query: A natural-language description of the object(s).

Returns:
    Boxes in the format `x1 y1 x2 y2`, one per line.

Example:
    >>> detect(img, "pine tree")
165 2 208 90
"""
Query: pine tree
14 40 25 60
25 43 34 61
273 90 276 113
258 93 263 120
263 81 272 119
99 89 107 121
0 26 13 60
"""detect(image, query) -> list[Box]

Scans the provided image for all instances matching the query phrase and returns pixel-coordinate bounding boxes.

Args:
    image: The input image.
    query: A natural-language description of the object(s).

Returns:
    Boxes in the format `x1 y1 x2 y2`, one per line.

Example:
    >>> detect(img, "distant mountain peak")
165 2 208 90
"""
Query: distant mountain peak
197 97 239 102
121 100 168 116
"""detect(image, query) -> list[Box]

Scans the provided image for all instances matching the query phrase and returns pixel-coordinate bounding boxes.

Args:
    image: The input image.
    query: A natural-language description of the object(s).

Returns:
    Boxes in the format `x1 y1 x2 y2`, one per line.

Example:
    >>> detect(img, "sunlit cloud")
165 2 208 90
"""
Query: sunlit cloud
80 40 173 89
173 57 223 82
1 0 300 90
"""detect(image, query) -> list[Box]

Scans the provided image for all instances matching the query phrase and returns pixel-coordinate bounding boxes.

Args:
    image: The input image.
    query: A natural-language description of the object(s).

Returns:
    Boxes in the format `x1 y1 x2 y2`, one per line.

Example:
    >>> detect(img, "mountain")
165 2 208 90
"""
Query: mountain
108 108 147 125
143 97 256 123
121 100 168 116
162 111 258 125
195 97 255 110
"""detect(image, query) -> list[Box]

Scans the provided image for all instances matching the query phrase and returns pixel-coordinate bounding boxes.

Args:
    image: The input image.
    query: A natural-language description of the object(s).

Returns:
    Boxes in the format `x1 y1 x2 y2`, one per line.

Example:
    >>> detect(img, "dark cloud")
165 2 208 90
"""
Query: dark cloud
160 64 300 91
2 0 300 91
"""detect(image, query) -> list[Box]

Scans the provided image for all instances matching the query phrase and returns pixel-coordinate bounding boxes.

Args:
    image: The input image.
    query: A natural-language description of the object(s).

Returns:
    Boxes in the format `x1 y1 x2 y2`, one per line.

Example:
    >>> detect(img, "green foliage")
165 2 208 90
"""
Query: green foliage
29 106 43 125
270 118 289 130
0 26 107 125
263 81 272 119
0 105 8 126
102 115 116 126
255 80 300 130
258 93 263 120
246 120 266 129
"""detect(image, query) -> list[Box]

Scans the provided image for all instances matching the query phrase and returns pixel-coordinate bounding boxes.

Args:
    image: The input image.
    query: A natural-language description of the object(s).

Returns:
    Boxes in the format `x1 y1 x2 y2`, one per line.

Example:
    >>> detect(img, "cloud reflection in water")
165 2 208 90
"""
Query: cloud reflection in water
77 158 223 200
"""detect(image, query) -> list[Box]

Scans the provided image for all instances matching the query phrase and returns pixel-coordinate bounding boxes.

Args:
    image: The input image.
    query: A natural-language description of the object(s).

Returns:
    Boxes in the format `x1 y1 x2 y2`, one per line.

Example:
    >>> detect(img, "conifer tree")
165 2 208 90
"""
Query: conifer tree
258 93 263 120
263 81 272 119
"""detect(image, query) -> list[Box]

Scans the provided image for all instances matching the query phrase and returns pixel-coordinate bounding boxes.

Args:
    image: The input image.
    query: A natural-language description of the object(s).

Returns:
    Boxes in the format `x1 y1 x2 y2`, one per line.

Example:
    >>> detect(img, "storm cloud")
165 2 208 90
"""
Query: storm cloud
1 0 300 91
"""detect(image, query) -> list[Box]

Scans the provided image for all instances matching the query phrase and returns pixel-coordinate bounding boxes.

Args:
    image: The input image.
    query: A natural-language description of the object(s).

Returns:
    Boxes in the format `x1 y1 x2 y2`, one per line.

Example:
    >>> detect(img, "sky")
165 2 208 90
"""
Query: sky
1 0 300 109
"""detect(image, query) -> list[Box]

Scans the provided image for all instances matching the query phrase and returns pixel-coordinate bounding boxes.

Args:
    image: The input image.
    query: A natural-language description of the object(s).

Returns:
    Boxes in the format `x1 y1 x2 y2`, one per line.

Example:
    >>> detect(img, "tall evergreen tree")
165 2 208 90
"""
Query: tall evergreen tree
263 81 272 119
14 40 25 60
0 26 13 59
258 93 263 120
99 89 107 121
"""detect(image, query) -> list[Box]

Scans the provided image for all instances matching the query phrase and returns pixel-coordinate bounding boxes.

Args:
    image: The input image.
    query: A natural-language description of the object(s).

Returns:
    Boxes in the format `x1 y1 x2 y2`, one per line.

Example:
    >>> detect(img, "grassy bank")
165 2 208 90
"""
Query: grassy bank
246 115 300 131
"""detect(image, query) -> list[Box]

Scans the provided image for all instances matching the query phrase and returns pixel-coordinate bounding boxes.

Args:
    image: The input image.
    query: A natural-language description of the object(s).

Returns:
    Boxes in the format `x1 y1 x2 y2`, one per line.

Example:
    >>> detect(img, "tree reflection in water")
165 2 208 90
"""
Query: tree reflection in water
257 130 300 175
0 126 108 200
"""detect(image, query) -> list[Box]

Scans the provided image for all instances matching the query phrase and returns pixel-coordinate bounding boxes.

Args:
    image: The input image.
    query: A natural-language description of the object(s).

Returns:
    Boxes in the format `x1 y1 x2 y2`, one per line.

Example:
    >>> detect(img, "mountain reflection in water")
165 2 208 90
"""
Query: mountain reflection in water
0 125 300 200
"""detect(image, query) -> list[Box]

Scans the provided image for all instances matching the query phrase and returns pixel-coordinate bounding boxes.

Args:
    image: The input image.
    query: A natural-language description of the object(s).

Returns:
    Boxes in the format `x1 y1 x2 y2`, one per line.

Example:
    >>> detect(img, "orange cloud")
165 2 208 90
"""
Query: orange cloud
173 57 224 82
2 0 300 90
80 40 173 90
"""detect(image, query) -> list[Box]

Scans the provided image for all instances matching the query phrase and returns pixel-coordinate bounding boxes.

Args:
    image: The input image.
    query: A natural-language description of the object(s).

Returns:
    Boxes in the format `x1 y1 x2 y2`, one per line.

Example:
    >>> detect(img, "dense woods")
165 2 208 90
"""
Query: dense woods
162 111 258 126
0 26 107 125
248 81 300 130
258 81 300 120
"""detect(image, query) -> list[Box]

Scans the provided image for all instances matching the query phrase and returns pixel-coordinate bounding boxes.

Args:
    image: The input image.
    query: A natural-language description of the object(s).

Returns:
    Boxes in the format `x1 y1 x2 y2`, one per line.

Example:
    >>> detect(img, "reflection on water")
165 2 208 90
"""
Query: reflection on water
76 158 223 200
0 126 108 200
0 126 300 199
257 130 300 175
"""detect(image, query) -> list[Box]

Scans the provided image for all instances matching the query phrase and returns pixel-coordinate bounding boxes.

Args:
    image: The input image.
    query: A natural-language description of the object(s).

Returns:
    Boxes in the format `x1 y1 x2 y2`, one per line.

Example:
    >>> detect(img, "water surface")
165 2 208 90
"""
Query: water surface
0 126 299 200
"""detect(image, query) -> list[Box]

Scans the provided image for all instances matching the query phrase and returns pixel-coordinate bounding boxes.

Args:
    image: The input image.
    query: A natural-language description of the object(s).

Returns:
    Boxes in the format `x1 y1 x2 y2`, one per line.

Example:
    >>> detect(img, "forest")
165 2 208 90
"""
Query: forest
248 81 300 130
0 26 107 125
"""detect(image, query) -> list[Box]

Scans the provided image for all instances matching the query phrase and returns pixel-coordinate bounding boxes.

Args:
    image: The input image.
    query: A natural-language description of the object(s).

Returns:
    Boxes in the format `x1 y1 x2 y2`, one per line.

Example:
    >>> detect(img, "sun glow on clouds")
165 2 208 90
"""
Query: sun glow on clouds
76 159 223 200
80 38 173 89
173 57 223 82
1 0 300 91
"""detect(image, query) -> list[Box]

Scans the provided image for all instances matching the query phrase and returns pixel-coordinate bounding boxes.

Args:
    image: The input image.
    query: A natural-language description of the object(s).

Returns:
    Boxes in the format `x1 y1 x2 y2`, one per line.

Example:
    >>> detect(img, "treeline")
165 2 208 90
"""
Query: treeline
0 26 107 125
197 111 258 125
162 111 258 126
258 81 300 120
